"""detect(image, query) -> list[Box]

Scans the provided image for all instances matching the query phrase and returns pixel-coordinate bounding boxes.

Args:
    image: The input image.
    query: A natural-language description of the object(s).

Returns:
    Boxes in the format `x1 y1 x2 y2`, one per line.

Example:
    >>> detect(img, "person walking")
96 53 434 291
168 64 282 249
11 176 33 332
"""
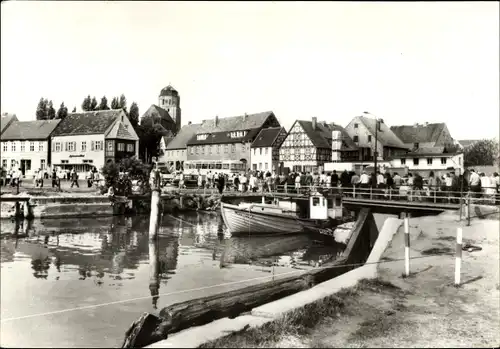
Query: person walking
469 169 481 198
217 172 225 194
36 168 44 188
70 168 79 188
87 168 94 188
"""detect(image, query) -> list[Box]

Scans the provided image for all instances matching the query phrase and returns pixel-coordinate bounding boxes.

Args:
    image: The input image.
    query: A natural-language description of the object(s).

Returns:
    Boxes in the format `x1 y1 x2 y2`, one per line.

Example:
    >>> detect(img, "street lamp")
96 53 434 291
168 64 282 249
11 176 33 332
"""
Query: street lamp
363 111 380 176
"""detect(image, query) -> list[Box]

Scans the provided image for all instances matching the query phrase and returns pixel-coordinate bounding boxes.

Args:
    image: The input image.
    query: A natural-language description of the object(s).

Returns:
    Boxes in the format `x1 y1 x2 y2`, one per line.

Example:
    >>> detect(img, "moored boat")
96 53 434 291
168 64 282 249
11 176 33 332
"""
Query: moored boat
220 191 345 236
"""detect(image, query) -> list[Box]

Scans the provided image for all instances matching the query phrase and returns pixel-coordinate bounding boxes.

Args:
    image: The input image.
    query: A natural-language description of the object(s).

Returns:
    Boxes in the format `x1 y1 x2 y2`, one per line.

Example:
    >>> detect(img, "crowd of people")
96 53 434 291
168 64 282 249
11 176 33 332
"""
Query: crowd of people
172 167 500 203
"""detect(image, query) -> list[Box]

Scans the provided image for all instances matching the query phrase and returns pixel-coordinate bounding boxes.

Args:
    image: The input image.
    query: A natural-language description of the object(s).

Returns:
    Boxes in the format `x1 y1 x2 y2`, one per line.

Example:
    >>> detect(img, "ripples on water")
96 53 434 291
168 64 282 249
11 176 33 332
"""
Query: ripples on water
0 212 344 348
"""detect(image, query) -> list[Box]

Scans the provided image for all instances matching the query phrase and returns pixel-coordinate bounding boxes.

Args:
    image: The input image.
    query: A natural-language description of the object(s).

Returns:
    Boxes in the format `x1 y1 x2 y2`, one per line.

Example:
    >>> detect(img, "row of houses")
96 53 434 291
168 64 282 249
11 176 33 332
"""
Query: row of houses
161 111 465 177
1 94 467 179
0 109 139 177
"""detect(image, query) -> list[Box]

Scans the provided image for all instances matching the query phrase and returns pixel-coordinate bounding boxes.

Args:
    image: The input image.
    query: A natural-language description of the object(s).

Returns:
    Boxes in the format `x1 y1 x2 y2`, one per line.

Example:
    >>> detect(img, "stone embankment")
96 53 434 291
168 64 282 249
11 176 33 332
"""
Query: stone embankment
0 190 264 219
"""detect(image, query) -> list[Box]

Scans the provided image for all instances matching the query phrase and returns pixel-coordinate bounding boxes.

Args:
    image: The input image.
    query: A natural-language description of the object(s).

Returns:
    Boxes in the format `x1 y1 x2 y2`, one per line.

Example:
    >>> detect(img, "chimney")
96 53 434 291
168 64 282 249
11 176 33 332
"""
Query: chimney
215 115 219 126
312 117 317 130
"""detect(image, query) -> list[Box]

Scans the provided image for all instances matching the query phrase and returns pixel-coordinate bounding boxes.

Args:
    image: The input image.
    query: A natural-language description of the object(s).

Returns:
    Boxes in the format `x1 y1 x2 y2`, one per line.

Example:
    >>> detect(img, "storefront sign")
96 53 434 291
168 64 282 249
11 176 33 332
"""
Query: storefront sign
69 154 85 158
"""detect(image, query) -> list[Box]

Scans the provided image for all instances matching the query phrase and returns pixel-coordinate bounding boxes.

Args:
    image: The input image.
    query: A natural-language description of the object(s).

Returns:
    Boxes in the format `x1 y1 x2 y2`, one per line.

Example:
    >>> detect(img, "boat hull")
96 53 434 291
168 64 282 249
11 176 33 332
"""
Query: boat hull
220 202 336 235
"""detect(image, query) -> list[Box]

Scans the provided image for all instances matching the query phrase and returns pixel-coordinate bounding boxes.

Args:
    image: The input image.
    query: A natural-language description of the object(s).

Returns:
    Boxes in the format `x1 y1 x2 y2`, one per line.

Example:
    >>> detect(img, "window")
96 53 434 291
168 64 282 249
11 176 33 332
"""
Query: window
354 123 358 128
118 143 125 151
82 141 87 152
265 148 268 155
190 147 194 155
259 163 262 169
11 159 16 168
83 159 93 164
177 150 180 156
441 157 447 165
40 159 46 170
66 142 76 152
106 141 113 151
401 158 406 165
2 159 6 168
353 136 359 142
242 144 246 152
54 142 61 152
61 160 69 164
414 142 419 149
265 162 268 170
252 164 257 170
20 142 25 152
2 143 7 152
368 135 372 142
217 145 220 154
413 158 419 165
30 142 35 151
427 158 432 165
224 144 229 153
197 134 208 140
253 148 256 155
94 141 103 151
195 146 199 154
127 144 134 152
39 142 44 152
11 142 16 152
209 146 212 154
231 144 236 153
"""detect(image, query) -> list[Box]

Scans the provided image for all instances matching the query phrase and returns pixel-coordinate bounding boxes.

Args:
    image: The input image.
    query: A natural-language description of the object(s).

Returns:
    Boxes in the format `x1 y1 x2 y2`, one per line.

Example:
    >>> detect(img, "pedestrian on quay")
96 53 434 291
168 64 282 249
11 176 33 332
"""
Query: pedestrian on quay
36 168 44 188
469 169 481 198
70 168 79 188
330 170 339 188
217 172 225 194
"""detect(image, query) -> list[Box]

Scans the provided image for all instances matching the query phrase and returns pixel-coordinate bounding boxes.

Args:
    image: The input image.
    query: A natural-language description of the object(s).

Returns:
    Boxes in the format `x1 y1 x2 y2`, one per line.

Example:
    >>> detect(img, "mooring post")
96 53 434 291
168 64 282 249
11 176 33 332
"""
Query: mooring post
454 227 462 287
149 167 162 240
404 216 410 277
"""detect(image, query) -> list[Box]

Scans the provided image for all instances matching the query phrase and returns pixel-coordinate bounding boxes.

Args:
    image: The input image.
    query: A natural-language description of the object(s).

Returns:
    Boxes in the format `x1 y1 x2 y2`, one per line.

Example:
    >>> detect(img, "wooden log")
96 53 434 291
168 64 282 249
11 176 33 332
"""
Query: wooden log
121 312 164 348
155 274 314 338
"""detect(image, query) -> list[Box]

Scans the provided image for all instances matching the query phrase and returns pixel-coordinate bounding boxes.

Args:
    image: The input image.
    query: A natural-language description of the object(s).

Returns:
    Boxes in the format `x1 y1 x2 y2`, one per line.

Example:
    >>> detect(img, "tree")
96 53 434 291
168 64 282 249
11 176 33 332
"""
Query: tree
47 100 56 120
36 98 48 120
56 102 69 120
129 102 139 128
463 139 499 167
138 116 167 164
72 106 77 113
119 94 127 114
98 96 110 110
111 97 120 110
82 95 92 111
90 97 98 111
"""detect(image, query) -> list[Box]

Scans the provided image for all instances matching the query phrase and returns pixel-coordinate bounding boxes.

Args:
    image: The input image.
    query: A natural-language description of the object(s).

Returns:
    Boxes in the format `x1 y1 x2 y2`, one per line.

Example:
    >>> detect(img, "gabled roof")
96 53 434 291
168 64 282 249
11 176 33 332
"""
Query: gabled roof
166 122 201 150
106 121 139 141
1 113 18 135
251 127 285 148
187 128 262 146
51 109 124 136
141 105 176 126
355 116 408 149
390 123 446 145
297 120 358 151
195 111 275 134
458 139 480 148
163 136 174 148
1 119 61 140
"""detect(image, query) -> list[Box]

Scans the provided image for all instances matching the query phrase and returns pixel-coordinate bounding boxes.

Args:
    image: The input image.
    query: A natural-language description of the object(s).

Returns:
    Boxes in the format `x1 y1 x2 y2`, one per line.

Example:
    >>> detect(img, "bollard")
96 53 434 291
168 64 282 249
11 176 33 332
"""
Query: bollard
404 217 410 277
148 169 162 240
455 228 463 286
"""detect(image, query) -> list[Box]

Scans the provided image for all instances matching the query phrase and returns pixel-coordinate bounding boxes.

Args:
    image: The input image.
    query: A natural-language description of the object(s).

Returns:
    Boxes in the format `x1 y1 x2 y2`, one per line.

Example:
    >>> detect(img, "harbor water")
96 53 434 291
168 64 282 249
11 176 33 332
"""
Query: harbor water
0 212 344 348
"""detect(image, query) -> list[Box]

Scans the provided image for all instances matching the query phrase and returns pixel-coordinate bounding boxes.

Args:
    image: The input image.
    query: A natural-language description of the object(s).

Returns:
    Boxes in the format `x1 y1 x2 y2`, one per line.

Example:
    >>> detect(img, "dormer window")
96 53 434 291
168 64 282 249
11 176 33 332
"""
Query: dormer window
197 134 208 141
230 131 247 138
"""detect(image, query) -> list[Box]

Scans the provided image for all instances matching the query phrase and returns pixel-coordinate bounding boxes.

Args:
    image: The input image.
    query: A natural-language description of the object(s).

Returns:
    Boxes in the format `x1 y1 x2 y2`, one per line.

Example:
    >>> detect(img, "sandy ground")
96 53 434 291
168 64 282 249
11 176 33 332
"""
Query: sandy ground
204 210 499 348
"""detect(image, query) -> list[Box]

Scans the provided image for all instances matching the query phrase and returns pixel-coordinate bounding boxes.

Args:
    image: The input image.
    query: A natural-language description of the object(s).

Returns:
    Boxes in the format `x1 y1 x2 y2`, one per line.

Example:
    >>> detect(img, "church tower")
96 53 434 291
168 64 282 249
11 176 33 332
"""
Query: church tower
158 85 182 132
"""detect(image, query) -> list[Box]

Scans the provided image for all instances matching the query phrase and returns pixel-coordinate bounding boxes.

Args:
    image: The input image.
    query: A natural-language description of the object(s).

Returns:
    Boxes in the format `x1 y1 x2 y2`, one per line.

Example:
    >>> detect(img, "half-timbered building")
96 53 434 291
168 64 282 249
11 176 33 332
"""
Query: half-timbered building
279 117 358 173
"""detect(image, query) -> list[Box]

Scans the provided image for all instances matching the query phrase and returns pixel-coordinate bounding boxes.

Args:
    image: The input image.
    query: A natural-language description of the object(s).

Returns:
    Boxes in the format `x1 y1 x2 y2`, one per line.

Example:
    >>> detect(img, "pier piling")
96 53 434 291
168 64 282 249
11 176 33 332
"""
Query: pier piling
149 168 162 240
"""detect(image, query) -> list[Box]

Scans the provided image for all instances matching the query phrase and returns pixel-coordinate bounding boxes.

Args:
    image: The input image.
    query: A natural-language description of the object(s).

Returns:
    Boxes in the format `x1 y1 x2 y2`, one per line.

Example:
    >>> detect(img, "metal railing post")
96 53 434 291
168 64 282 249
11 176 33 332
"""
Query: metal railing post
370 186 373 200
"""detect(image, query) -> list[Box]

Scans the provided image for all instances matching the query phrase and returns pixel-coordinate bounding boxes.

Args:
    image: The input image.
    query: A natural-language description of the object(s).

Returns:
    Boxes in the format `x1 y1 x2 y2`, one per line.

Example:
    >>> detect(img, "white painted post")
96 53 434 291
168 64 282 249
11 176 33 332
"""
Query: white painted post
149 169 161 240
404 217 410 277
455 228 463 286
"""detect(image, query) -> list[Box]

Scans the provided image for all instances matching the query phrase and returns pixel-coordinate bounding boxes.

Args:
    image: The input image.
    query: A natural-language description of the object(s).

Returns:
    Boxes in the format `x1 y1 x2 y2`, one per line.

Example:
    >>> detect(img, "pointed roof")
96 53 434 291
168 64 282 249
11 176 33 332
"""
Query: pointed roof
251 127 285 148
166 122 201 150
1 113 18 135
355 116 408 149
196 111 275 133
390 123 446 145
1 119 61 140
297 120 358 150
52 109 124 136
141 105 176 126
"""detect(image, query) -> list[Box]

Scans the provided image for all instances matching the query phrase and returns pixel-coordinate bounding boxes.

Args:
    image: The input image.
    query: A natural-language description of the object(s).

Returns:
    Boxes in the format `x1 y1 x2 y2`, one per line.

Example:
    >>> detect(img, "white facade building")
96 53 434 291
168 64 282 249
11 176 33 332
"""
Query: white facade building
51 109 139 177
250 127 287 172
0 120 61 177
390 152 464 175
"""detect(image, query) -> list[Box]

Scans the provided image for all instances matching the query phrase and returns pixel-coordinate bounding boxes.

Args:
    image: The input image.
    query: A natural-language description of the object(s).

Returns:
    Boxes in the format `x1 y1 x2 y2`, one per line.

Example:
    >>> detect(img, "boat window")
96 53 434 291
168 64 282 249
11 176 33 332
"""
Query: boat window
327 199 334 209
312 197 320 206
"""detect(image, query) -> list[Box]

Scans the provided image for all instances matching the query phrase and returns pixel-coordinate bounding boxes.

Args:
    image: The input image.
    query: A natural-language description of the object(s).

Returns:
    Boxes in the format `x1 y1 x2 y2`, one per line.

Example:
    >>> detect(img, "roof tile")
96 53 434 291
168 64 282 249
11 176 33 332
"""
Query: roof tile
390 123 445 145
1 119 61 140
166 123 201 149
52 110 123 136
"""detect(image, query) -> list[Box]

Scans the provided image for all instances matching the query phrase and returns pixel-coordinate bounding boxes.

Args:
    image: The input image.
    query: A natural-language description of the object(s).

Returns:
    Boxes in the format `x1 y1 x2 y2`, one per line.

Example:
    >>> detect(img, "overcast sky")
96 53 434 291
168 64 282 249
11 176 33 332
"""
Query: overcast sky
1 1 498 140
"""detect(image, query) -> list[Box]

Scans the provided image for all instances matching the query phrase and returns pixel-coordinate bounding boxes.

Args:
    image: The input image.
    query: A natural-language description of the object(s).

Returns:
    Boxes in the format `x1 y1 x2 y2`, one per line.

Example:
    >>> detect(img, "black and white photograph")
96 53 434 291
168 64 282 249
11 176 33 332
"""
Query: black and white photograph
1 1 499 348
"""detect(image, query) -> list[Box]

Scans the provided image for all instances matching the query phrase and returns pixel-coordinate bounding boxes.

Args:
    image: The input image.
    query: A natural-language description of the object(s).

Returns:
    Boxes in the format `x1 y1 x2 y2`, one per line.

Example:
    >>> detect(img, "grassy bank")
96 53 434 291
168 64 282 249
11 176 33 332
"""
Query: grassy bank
200 211 500 348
